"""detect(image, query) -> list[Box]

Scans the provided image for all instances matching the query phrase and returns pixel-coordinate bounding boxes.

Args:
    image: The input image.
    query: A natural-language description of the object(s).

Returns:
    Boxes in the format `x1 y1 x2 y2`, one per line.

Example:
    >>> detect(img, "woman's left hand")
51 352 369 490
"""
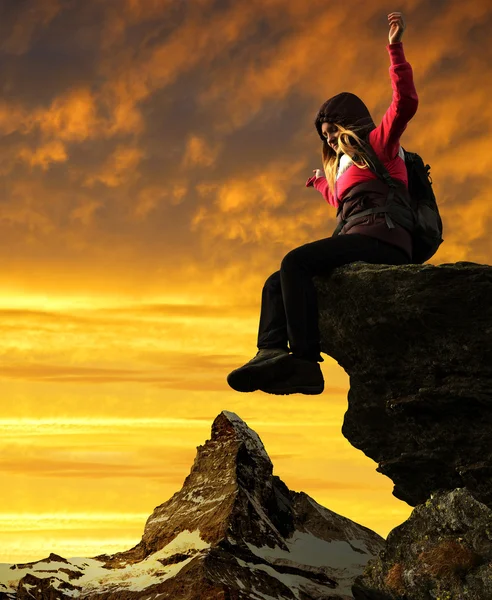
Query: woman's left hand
388 12 405 44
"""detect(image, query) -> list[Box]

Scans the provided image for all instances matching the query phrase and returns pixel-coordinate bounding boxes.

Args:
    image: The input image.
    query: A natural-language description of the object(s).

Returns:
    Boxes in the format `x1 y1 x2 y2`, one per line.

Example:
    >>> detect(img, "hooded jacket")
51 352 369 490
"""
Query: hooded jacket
306 42 419 259
315 92 377 142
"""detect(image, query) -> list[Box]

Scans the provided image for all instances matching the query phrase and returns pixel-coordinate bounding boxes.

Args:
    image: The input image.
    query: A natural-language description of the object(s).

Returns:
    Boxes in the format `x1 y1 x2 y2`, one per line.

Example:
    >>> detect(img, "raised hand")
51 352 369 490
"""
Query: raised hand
388 12 405 44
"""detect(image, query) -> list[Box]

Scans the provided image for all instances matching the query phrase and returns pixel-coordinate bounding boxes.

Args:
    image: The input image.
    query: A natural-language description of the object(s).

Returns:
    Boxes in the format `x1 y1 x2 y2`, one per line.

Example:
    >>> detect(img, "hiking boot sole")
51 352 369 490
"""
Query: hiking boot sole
261 382 324 395
227 353 291 393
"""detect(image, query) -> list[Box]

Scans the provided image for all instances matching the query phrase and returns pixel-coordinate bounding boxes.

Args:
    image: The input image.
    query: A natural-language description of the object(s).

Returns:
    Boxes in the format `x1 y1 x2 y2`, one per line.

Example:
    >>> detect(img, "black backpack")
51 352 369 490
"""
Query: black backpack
335 142 443 264
402 150 443 263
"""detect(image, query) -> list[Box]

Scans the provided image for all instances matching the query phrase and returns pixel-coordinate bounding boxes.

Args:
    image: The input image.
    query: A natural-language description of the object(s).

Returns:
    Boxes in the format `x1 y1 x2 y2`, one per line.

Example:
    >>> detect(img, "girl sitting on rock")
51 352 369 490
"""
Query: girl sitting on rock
227 12 417 396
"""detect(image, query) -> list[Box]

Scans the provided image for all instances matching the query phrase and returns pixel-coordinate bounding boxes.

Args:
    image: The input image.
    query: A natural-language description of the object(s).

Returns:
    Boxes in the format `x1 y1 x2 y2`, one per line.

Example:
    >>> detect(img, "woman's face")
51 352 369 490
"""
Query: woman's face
321 122 339 151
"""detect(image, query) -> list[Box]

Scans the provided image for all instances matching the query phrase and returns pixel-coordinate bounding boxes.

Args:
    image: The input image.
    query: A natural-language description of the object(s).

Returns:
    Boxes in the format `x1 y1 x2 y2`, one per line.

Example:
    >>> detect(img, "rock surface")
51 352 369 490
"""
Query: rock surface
0 411 385 599
352 488 492 600
315 261 492 508
314 260 492 599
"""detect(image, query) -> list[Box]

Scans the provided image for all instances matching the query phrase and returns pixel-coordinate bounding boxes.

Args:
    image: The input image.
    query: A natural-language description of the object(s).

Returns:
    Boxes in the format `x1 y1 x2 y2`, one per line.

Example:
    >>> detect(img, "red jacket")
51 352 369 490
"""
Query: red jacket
306 42 418 258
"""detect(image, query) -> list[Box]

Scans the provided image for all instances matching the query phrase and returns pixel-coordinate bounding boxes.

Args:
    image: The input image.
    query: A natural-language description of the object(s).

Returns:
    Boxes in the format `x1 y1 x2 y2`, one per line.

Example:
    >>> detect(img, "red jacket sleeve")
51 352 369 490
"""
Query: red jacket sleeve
305 175 338 208
369 42 418 160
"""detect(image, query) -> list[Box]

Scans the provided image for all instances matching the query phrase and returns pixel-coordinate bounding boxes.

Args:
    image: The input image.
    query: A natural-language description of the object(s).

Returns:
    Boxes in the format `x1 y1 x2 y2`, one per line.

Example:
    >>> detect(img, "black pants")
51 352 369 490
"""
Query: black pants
257 233 411 362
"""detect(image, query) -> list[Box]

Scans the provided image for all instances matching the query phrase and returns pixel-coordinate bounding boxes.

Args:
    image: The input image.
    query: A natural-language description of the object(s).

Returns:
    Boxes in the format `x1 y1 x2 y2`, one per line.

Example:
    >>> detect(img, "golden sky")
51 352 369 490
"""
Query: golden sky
0 0 491 562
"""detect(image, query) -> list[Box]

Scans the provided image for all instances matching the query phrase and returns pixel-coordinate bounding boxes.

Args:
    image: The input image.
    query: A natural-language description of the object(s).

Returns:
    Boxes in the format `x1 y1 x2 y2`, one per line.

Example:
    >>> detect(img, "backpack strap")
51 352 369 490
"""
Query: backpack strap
332 206 396 237
334 153 341 205
358 140 412 212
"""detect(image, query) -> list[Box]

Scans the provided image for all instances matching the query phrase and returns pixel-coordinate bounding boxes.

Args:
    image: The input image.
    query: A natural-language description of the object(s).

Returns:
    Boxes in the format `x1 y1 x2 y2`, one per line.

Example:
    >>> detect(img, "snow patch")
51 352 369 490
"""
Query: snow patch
235 576 245 590
20 582 36 590
0 530 210 596
182 492 228 505
80 530 210 593
246 530 374 597
247 532 370 570
147 514 170 524
235 557 317 600
159 529 209 555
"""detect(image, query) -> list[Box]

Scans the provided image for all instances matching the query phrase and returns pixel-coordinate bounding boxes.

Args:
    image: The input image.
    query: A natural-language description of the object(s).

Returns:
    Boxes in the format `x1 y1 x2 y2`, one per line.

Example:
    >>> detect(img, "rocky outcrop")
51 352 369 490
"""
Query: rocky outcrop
316 261 492 508
0 411 385 599
352 489 492 600
314 260 492 599
16 573 81 600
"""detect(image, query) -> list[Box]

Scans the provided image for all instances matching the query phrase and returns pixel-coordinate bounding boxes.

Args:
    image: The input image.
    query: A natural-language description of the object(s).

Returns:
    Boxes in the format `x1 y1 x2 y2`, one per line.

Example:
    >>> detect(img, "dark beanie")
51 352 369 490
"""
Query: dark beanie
314 92 376 142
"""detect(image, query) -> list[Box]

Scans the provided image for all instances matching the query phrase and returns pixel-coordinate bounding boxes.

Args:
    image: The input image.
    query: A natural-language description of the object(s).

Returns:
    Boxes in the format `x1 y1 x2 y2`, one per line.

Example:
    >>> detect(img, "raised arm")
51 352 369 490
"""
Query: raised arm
305 170 338 208
369 12 419 159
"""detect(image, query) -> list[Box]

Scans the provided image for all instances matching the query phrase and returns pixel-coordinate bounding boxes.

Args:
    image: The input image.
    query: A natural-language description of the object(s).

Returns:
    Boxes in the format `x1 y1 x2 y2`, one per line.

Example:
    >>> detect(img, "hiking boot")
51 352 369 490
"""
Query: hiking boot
260 355 324 395
227 348 290 392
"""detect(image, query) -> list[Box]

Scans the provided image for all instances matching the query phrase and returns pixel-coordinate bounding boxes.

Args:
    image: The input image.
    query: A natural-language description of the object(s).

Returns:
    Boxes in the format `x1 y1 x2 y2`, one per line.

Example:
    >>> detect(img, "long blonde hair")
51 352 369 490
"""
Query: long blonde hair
322 123 375 195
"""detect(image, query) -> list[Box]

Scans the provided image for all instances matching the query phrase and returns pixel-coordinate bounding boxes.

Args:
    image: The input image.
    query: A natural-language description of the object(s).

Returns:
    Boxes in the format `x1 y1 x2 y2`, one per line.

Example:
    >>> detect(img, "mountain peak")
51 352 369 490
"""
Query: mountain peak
1 411 385 599
136 411 276 556
212 410 271 466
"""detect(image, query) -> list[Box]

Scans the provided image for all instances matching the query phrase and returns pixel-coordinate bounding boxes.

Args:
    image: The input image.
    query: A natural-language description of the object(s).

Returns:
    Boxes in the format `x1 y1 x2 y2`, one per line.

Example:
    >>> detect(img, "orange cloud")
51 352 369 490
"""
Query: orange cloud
0 101 29 136
0 180 56 236
84 145 145 187
18 140 68 170
132 182 188 219
69 199 104 226
182 135 220 168
133 186 168 219
192 158 330 248
35 88 101 142
0 456 184 480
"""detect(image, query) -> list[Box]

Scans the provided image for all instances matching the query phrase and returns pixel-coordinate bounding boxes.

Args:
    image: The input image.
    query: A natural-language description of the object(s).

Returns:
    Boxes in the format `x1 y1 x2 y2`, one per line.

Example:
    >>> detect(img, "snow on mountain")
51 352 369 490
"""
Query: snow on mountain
0 531 209 597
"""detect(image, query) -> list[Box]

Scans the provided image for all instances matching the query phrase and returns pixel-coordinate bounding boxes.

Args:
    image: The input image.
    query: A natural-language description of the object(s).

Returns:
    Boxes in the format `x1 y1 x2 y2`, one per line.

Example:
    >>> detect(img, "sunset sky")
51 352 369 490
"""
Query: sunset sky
1 0 491 563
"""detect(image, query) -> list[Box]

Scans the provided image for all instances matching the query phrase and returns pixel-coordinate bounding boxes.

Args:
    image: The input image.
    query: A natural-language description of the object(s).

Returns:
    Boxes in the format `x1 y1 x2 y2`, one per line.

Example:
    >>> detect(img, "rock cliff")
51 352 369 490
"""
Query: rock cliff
314 261 492 599
316 261 492 508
